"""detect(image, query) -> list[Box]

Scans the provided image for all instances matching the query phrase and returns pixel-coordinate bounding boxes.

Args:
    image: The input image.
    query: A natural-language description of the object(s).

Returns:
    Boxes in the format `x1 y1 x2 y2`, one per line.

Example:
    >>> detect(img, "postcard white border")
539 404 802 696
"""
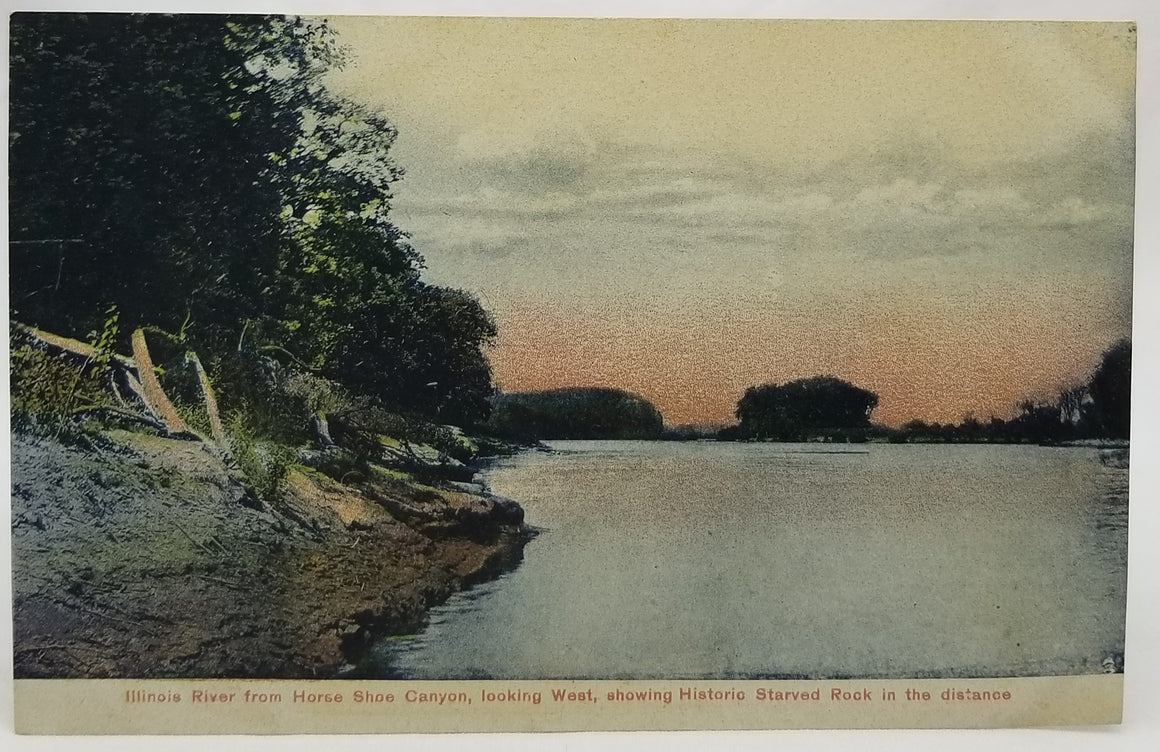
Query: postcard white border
3 0 1159 750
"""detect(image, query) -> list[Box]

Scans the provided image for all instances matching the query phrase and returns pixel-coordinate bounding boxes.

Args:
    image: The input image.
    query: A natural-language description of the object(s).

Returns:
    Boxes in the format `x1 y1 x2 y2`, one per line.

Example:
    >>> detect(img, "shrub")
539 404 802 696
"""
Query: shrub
226 410 296 503
330 405 476 463
10 318 114 439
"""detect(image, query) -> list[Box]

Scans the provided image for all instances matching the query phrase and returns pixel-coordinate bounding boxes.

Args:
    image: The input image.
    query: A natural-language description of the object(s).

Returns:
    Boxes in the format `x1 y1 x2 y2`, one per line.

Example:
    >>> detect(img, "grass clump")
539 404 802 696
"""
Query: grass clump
226 410 298 503
10 310 119 442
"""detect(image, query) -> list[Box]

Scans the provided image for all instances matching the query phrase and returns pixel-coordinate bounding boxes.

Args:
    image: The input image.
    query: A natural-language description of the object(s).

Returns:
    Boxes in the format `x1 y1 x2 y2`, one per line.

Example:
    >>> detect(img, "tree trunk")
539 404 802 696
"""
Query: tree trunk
130 328 188 436
186 350 226 446
311 412 336 449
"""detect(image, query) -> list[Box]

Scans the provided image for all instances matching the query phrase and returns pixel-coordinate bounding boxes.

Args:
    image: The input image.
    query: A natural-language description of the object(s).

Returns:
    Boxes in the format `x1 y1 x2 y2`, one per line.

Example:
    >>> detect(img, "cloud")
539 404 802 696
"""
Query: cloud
1038 196 1127 228
854 178 943 209
390 130 1133 306
951 187 1032 214
465 150 589 196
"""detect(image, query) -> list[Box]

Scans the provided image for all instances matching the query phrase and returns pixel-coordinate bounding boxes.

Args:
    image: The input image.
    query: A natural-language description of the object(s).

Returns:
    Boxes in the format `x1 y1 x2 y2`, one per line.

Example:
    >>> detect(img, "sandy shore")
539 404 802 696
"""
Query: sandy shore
11 430 527 678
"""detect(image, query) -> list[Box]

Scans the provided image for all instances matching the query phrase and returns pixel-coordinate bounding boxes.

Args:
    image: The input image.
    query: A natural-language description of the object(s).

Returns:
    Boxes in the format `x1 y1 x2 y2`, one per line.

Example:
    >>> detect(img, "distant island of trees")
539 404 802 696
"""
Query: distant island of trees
722 375 878 442
487 388 664 441
489 339 1130 445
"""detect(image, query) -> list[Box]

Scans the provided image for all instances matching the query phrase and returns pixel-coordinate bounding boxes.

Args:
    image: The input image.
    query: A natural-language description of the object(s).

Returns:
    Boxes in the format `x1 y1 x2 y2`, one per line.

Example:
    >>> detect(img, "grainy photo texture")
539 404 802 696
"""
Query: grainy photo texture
8 14 1133 732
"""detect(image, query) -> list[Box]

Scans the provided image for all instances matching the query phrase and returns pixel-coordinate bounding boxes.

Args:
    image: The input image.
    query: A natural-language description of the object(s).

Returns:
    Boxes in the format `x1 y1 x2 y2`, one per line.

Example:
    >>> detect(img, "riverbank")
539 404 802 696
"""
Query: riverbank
11 429 528 678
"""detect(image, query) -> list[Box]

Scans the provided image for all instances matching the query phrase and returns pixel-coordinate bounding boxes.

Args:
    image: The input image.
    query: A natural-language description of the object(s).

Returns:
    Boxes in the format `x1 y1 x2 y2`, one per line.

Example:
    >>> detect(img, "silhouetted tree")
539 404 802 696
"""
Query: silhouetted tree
732 376 878 441
1009 399 1067 443
1085 339 1131 439
488 388 664 440
886 339 1131 444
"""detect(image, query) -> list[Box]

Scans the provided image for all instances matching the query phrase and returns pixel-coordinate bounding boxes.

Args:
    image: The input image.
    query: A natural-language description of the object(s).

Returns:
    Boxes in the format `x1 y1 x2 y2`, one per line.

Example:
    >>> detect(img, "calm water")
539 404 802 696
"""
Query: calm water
367 441 1128 679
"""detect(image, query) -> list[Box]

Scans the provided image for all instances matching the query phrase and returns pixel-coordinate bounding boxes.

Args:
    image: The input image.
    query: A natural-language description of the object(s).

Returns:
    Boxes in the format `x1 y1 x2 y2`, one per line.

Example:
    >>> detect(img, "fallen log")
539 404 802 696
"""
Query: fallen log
130 328 189 436
185 350 226 447
12 323 136 370
120 371 165 426
16 322 226 444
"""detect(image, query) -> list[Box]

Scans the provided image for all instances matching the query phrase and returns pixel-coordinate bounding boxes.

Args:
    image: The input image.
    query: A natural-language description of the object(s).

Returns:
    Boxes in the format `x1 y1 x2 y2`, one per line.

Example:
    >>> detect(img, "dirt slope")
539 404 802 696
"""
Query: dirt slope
11 429 526 678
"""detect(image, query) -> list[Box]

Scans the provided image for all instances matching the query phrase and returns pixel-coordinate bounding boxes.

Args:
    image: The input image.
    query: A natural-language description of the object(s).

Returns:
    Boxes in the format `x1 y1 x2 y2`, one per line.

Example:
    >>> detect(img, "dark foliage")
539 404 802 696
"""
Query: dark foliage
9 13 497 430
319 283 498 426
863 338 1131 445
487 388 665 440
9 13 311 350
1086 339 1131 440
732 376 878 441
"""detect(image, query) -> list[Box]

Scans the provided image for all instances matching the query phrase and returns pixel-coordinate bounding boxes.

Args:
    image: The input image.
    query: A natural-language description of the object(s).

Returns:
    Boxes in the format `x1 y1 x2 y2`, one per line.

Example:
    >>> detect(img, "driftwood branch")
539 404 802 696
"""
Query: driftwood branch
107 368 129 408
13 323 135 370
14 322 190 436
70 406 168 433
130 328 189 436
186 350 226 446
120 371 165 425
17 322 226 446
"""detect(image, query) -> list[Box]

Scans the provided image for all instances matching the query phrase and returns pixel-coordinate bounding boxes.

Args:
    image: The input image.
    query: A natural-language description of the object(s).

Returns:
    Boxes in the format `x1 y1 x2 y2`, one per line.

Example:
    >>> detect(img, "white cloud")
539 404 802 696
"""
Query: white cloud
1038 196 1125 227
854 178 945 210
390 133 1134 304
952 187 1032 214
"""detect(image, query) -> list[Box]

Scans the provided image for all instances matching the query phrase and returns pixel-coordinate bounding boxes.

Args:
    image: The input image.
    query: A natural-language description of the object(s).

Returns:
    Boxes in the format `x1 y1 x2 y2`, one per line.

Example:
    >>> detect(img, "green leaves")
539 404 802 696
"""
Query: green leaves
11 13 498 430
10 13 303 348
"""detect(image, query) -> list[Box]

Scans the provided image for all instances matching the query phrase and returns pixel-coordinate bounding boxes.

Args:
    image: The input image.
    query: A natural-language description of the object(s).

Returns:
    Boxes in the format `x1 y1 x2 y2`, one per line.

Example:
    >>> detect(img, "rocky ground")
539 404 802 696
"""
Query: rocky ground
11 429 527 678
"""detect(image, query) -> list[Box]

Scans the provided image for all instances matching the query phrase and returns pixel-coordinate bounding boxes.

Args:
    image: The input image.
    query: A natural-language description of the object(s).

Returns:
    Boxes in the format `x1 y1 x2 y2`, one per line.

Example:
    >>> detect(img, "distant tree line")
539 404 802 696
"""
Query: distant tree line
885 339 1130 444
9 13 495 428
487 388 664 441
484 337 1131 445
661 423 723 441
717 340 1130 444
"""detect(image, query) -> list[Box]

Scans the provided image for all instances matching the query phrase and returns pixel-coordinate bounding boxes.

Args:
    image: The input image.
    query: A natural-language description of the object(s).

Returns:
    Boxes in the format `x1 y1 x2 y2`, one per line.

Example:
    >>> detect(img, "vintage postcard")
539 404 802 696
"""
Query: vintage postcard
7 11 1135 734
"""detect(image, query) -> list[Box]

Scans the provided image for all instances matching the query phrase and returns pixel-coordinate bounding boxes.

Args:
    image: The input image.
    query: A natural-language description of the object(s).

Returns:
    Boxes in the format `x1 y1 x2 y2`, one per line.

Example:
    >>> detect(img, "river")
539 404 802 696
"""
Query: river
365 441 1128 679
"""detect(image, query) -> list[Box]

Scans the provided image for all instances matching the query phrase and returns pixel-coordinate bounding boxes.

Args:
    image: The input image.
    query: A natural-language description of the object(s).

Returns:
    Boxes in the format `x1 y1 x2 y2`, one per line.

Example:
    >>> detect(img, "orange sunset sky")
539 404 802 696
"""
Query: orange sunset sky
327 18 1135 426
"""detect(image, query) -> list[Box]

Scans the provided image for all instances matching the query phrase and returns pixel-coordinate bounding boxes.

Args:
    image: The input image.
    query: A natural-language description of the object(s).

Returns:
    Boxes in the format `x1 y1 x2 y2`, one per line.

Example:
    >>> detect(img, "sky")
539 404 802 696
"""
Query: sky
325 17 1136 426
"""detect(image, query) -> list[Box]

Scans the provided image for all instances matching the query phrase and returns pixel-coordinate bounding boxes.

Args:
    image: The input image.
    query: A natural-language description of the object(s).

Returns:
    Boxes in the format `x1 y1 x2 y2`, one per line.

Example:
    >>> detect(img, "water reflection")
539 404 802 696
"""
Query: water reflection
367 442 1128 680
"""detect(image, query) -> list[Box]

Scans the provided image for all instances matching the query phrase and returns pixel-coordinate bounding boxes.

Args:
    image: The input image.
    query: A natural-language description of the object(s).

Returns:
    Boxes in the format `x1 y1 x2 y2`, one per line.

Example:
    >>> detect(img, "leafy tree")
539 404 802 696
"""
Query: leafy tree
9 13 325 351
267 88 419 365
733 376 878 441
263 85 497 424
1085 339 1131 439
10 13 499 428
321 283 498 426
488 388 664 440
